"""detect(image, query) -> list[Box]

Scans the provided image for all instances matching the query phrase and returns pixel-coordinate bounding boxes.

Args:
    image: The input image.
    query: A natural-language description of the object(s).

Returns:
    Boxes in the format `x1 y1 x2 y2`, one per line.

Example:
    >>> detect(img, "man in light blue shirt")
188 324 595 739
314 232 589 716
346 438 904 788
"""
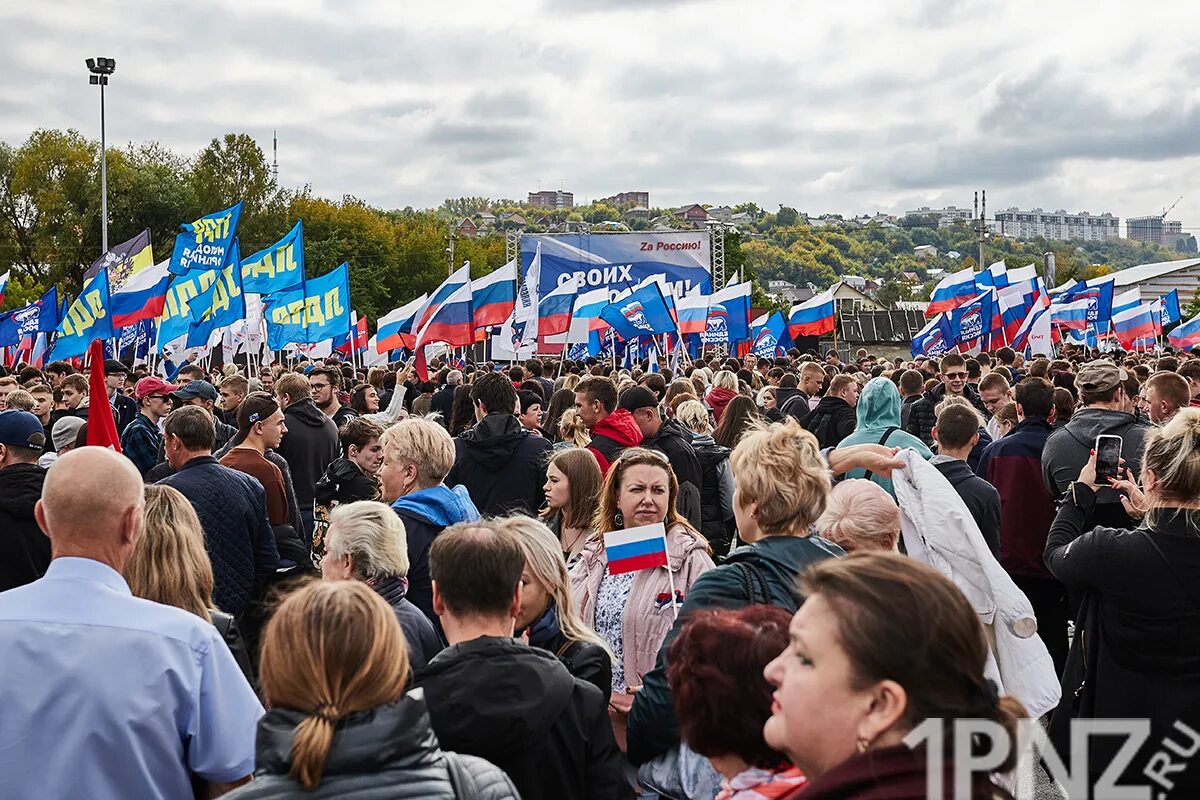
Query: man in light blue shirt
0 446 264 800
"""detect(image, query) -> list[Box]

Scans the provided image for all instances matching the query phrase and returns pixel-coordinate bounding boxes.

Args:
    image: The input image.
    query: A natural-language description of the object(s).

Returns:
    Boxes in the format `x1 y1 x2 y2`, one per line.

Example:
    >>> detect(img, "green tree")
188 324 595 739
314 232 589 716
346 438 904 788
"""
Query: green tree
775 205 799 226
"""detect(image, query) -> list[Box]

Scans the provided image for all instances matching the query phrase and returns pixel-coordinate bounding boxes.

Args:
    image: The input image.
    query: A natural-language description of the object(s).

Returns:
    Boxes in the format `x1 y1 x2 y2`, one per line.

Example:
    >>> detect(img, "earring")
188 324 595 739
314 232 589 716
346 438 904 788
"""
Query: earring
614 511 624 527
856 735 870 754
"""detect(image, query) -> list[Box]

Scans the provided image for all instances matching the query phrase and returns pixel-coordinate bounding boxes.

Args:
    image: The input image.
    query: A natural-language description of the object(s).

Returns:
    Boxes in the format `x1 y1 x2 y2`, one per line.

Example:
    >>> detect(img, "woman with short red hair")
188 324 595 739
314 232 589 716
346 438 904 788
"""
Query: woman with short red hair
667 605 805 799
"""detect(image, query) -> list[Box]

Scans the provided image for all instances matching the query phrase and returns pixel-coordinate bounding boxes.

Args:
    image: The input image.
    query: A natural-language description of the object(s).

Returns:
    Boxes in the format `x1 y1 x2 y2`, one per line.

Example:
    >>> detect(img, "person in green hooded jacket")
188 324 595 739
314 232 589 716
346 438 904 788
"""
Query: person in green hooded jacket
835 377 933 497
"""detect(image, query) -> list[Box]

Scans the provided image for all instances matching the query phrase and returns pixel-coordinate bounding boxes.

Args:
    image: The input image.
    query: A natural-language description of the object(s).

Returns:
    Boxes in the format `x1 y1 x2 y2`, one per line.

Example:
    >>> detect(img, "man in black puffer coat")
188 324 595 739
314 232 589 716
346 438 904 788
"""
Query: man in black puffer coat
274 373 339 539
800 374 860 449
0 411 50 592
447 373 552 517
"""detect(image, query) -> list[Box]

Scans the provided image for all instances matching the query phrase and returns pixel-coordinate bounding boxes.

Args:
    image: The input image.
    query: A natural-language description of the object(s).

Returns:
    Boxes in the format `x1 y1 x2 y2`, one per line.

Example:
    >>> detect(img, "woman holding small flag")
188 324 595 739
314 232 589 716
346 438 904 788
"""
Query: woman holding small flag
569 448 714 751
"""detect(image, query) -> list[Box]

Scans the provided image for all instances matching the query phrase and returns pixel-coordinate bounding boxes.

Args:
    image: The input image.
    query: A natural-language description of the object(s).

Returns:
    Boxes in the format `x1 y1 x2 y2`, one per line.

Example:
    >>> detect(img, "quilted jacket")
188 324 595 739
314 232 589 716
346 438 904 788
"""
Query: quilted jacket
159 456 278 617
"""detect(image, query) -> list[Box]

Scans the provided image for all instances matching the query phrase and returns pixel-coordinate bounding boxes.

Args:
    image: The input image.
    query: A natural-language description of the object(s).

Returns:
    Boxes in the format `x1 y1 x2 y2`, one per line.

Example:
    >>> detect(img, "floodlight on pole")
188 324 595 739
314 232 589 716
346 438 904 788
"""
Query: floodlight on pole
86 57 116 253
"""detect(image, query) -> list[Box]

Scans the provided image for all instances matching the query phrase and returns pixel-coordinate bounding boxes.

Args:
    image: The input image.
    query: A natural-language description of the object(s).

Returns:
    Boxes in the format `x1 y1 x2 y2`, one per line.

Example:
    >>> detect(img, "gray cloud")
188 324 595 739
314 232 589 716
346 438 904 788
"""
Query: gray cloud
3 0 1200 222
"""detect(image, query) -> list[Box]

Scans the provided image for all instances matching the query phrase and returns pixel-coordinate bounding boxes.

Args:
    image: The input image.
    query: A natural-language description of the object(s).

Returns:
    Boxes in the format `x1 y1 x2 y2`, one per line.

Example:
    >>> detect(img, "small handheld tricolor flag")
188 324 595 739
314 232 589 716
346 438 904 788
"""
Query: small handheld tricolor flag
604 523 669 575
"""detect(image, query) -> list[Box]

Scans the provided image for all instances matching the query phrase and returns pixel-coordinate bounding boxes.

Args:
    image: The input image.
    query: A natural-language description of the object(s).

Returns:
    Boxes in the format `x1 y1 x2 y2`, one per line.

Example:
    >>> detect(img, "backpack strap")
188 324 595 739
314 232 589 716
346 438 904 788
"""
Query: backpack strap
862 426 899 482
444 752 478 799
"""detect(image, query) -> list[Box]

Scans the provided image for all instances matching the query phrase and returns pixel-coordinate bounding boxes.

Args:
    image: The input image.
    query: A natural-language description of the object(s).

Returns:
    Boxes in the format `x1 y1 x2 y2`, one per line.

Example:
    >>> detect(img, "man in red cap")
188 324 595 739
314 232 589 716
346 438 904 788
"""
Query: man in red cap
119 376 178 477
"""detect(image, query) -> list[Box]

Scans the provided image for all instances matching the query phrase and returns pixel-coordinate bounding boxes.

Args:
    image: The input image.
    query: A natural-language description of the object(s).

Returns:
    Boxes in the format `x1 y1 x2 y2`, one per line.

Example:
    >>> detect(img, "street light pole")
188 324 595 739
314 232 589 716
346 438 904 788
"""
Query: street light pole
86 57 116 254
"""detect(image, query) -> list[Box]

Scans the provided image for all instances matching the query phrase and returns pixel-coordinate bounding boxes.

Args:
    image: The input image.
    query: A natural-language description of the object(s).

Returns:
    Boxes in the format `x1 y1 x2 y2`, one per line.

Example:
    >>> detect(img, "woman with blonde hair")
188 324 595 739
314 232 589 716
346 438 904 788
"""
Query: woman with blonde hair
627 419 844 795
499 515 613 701
227 581 519 799
569 448 714 750
555 407 591 449
816 479 901 552
540 448 602 564
125 484 254 681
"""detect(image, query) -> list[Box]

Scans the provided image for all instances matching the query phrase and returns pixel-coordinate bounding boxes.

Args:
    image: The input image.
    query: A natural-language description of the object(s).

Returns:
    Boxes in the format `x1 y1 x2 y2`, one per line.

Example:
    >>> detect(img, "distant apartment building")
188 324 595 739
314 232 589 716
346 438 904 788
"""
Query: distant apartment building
1128 216 1184 247
528 190 573 209
597 191 649 208
993 207 1119 242
904 206 974 228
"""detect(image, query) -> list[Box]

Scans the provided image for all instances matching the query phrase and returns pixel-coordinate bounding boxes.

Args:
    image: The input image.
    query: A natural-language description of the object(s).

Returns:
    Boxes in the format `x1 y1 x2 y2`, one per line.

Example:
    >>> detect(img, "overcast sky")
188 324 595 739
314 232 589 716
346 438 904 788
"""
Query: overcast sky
4 0 1200 229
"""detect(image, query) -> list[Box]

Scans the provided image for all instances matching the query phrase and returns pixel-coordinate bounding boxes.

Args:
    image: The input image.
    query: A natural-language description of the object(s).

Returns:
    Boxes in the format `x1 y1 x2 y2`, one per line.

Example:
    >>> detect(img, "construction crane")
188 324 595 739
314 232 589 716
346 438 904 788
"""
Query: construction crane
1162 195 1183 219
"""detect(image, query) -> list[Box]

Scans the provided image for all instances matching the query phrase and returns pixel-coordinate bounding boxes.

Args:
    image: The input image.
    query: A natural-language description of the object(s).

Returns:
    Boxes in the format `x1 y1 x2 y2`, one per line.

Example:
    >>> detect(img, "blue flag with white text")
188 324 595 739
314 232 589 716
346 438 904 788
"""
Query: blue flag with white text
263 263 351 349
169 201 242 275
240 220 305 295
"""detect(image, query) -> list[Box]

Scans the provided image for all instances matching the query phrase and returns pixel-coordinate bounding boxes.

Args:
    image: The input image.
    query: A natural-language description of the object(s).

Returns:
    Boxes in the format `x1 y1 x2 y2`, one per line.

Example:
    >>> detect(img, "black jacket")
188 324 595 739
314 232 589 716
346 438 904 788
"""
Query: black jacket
390 486 481 627
0 463 49 592
430 384 456 424
371 576 445 672
159 456 279 617
779 391 814 422
693 437 733 557
1046 486 1200 783
233 691 520 799
111 391 138 435
800 395 857 449
932 458 1001 557
448 413 553 517
643 417 704 530
312 457 381 560
414 636 622 800
523 603 613 704
277 399 340 513
903 383 988 447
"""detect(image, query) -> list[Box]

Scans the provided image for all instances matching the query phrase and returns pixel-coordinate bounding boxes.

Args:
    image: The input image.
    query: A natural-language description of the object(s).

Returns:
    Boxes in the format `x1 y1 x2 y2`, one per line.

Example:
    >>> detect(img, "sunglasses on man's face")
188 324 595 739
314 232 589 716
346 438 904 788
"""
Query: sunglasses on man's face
943 371 968 380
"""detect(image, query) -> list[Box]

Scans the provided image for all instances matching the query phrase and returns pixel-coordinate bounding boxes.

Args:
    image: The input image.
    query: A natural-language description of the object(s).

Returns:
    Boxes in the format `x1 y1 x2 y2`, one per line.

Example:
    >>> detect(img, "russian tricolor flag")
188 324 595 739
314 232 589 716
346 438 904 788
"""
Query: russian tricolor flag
110 259 171 328
538 276 580 337
788 288 835 338
0 270 8 306
415 281 474 350
415 264 471 333
927 267 978 316
975 261 1009 292
1168 313 1200 351
376 293 428 353
566 286 611 345
676 290 709 336
471 260 517 329
1051 297 1091 331
1112 304 1158 348
1111 288 1141 318
604 523 669 575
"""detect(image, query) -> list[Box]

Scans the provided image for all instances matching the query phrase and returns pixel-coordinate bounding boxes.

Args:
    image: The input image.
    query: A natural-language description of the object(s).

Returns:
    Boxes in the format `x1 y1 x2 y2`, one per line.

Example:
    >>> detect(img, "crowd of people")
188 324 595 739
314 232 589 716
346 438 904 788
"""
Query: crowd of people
2 339 1200 798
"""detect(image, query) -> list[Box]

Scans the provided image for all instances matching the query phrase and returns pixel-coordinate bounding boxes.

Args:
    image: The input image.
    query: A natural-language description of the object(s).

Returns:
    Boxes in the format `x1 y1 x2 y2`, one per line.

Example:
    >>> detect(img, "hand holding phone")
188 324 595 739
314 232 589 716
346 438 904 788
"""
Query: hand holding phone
1094 435 1123 484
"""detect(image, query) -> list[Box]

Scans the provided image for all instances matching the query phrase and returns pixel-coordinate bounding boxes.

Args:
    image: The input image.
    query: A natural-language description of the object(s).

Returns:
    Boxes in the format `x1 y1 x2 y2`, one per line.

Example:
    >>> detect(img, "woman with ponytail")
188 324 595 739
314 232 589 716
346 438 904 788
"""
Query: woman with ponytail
1045 407 1200 792
762 552 1027 799
226 580 519 799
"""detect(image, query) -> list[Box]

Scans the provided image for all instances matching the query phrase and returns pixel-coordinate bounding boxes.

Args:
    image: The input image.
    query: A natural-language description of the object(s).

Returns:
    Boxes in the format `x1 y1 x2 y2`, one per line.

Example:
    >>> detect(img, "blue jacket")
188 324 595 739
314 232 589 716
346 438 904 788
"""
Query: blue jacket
393 485 480 624
159 456 278 617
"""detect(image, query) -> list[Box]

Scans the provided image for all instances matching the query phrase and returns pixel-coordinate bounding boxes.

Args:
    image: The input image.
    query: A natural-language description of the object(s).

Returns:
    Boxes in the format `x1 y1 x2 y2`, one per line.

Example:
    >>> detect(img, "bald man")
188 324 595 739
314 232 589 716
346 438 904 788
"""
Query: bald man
0 447 263 799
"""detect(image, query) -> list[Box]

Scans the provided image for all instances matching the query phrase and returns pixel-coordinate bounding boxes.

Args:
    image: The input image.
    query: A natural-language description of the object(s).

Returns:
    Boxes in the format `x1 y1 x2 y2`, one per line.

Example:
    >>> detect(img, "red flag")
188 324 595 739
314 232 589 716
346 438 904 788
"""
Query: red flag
354 313 368 351
86 339 122 451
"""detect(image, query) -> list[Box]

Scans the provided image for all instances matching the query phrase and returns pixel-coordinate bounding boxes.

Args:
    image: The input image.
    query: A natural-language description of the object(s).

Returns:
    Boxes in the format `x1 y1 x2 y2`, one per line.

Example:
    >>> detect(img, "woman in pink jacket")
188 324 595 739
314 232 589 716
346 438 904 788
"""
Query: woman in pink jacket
570 448 714 747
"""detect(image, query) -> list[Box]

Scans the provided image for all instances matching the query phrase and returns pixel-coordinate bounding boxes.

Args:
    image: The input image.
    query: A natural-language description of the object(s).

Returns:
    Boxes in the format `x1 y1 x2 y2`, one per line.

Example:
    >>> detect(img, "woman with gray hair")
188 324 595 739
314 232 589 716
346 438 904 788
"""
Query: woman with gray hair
321 500 444 670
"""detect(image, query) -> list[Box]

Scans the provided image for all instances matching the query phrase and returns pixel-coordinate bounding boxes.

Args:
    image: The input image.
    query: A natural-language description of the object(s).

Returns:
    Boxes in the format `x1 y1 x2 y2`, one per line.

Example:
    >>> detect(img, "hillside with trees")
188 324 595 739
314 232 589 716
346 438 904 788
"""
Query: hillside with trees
1 128 1192 320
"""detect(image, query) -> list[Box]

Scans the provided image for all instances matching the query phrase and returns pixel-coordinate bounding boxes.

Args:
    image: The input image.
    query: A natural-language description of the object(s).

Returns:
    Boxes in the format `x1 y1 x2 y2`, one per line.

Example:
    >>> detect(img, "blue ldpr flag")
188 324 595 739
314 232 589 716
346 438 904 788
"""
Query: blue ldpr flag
240 220 305 295
263 263 351 349
52 269 114 360
600 281 676 340
169 201 242 275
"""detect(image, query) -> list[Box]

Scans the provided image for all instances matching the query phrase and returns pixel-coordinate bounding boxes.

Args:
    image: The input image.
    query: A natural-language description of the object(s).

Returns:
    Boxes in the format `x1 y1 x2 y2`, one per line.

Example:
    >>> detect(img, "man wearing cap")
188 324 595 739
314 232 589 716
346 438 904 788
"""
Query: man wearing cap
120 376 178 478
619 386 704 530
37 416 86 470
103 360 138 435
1043 360 1152 531
172 380 236 451
0 410 49 591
